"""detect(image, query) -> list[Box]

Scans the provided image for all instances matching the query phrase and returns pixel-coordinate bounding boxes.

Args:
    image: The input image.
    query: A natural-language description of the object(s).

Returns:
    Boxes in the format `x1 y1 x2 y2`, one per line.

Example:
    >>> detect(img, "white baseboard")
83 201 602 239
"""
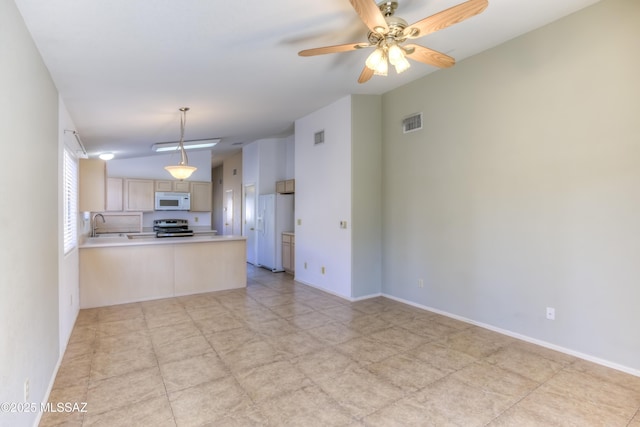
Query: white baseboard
382 293 640 378
34 309 79 427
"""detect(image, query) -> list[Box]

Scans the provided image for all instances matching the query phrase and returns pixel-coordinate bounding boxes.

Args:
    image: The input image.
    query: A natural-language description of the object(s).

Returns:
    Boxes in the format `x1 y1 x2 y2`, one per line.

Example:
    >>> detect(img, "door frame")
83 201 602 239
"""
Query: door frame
243 183 257 265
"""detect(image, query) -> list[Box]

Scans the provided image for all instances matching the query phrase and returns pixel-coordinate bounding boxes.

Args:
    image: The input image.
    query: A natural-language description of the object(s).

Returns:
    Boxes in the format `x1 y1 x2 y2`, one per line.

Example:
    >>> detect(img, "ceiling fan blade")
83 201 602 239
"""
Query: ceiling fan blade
348 0 389 34
404 0 488 39
358 66 374 84
298 42 370 57
405 44 456 68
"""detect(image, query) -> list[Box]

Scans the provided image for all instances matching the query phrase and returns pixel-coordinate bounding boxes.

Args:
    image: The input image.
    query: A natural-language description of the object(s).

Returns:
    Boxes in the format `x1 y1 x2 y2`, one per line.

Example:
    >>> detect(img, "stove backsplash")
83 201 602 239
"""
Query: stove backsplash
142 211 210 229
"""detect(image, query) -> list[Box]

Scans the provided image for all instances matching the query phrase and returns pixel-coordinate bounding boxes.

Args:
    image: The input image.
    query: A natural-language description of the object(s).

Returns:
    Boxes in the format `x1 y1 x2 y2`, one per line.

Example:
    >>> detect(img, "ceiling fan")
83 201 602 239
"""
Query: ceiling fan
298 0 488 83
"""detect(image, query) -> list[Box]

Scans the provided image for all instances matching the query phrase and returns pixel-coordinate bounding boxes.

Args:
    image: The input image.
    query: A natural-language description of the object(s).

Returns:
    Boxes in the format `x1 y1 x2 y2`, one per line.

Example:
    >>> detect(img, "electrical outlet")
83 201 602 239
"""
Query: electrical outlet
304 262 307 269
297 219 302 226
194 216 199 223
546 307 555 320
418 279 424 288
24 378 29 402
321 266 325 274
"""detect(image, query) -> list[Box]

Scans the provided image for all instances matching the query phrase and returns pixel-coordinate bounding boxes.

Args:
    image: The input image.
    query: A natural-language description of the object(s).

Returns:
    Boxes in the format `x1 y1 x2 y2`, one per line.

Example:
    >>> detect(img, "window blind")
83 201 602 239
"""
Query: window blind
63 147 78 254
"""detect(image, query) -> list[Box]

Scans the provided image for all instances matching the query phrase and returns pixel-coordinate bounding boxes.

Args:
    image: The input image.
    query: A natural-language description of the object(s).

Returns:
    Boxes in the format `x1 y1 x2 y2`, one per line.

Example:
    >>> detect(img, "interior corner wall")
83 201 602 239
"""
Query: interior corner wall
223 151 243 235
212 165 224 233
295 96 353 298
0 1 61 426
58 98 80 357
381 0 640 372
351 95 382 299
284 134 295 178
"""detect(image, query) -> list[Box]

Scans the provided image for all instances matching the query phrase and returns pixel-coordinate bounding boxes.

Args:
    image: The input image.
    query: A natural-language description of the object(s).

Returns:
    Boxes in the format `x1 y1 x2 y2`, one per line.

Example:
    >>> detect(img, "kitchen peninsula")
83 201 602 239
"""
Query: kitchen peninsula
79 235 246 308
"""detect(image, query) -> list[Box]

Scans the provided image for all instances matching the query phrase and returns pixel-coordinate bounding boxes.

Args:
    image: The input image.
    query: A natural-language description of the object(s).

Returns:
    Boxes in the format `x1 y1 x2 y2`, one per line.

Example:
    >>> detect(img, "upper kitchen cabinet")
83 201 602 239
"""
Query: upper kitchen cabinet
190 181 212 212
106 177 123 211
79 159 106 212
124 178 154 211
276 179 295 194
155 180 190 192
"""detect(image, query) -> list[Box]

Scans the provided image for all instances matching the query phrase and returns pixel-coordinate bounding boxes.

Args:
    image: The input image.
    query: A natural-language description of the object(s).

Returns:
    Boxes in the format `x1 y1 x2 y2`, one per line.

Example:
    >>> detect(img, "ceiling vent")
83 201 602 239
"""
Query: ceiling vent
402 113 423 133
314 130 325 145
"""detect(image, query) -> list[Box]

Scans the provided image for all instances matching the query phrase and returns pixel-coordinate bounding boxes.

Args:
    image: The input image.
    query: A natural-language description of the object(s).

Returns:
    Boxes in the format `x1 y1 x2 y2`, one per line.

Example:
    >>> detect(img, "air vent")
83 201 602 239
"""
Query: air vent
402 113 423 133
314 130 325 145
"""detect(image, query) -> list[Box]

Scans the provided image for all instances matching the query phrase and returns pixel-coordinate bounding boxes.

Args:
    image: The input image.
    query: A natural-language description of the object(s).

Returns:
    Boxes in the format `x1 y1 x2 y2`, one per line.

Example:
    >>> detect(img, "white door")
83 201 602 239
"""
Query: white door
256 194 275 269
244 184 257 265
224 189 234 235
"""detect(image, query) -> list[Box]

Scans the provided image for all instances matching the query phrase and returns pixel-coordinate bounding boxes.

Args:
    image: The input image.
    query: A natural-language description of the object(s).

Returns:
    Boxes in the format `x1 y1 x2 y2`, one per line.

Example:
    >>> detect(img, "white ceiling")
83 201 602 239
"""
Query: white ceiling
15 0 600 165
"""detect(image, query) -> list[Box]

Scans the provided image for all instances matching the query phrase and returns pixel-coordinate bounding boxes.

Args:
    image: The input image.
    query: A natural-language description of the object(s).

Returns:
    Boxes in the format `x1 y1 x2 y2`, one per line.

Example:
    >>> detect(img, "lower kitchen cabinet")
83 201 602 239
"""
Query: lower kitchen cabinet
80 245 174 306
79 238 247 308
282 232 295 274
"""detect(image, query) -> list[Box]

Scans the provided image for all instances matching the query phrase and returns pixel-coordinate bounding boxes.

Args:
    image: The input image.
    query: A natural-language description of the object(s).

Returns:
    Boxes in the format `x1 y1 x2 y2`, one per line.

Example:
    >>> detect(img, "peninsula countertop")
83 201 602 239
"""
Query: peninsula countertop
80 232 245 248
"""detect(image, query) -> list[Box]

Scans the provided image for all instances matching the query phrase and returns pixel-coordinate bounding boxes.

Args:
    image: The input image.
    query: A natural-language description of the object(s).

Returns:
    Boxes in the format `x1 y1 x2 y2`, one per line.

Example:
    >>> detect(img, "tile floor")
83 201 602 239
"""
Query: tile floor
41 264 640 426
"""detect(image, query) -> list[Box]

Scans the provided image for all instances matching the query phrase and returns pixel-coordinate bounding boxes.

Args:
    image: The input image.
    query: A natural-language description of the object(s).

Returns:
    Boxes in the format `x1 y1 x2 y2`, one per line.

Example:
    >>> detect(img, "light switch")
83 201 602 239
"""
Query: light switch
340 221 347 229
297 219 302 226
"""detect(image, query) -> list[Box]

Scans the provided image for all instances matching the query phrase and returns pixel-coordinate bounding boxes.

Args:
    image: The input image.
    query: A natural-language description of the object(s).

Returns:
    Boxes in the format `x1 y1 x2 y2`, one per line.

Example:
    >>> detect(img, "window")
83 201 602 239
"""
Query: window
63 147 78 254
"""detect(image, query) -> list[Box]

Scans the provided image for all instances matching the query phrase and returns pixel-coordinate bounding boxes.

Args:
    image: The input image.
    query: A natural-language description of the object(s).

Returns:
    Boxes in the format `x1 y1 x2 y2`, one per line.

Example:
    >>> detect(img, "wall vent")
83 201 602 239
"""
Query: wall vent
314 130 325 145
402 113 423 133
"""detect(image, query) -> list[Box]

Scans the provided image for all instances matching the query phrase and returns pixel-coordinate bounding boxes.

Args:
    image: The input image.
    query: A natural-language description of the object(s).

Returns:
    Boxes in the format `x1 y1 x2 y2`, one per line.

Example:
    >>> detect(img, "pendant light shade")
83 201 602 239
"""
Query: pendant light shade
165 107 197 180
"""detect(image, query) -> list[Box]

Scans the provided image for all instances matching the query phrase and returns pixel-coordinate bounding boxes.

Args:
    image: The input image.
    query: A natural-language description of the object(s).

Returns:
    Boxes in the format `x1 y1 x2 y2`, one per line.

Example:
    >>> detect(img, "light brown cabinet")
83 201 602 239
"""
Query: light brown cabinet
79 159 106 212
282 233 295 274
106 177 123 211
190 181 212 212
105 178 211 212
276 179 295 194
124 179 155 211
155 180 190 192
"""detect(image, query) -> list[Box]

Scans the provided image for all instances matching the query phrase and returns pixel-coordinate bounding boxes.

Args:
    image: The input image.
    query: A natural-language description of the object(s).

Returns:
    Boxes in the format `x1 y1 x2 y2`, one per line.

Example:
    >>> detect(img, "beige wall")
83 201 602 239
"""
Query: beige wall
223 151 243 235
212 165 224 232
381 0 640 372
0 1 61 425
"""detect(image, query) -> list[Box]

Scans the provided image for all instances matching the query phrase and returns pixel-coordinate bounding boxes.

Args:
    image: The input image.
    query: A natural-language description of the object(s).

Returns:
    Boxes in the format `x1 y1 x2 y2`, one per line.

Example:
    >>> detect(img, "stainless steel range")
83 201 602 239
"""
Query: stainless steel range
153 219 194 238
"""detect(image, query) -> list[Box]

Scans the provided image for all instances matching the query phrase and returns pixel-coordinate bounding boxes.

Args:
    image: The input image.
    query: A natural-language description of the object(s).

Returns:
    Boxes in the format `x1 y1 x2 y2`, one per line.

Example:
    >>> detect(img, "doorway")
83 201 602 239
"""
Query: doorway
224 189 234 235
244 184 256 265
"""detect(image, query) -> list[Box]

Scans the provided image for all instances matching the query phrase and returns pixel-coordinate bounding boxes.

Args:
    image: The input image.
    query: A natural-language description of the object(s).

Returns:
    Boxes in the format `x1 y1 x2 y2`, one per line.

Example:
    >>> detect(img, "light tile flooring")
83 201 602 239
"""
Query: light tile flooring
41 265 640 426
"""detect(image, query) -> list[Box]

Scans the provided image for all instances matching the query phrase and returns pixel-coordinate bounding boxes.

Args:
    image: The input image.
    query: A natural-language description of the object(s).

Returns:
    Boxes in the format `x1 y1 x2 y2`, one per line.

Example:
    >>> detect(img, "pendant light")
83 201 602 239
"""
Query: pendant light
165 107 197 180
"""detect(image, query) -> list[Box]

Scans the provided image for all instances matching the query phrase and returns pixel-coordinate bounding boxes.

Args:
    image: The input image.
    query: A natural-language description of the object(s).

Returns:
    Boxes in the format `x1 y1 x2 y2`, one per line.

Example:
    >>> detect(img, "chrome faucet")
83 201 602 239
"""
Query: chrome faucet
92 213 105 237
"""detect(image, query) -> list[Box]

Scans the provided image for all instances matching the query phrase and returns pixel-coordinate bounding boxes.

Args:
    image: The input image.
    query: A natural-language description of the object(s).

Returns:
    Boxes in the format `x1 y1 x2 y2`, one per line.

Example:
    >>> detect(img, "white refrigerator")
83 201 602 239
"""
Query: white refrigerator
256 193 294 272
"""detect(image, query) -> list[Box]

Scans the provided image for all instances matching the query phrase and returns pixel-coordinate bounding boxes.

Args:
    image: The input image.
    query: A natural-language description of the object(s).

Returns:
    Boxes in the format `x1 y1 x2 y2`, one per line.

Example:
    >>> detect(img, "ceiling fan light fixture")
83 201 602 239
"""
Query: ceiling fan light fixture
297 0 489 83
387 43 410 74
164 107 197 180
393 55 411 74
365 47 385 71
387 43 404 65
373 57 388 76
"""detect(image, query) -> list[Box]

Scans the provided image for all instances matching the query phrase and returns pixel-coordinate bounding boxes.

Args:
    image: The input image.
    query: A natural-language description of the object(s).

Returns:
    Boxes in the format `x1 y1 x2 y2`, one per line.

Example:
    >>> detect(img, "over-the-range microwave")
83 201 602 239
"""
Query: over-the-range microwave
155 192 191 211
